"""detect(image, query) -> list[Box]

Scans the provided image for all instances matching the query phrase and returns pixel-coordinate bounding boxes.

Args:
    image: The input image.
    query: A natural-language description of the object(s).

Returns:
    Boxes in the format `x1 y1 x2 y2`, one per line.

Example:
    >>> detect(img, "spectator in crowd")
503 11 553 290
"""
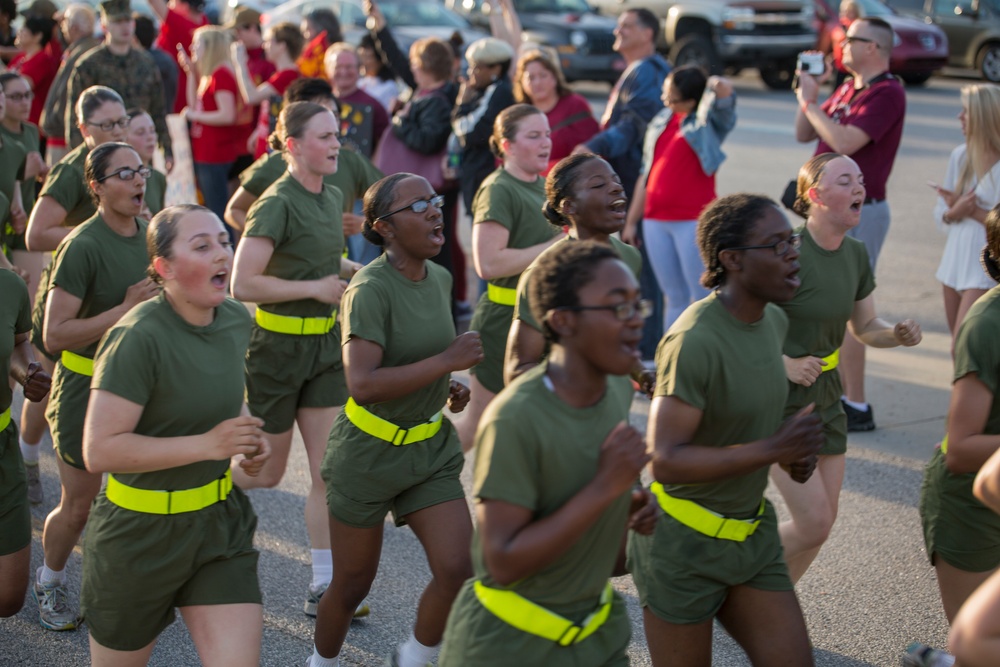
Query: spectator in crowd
133 14 179 121
125 107 167 217
65 0 170 160
357 33 397 113
0 0 16 63
324 42 389 159
298 9 341 79
180 25 246 236
452 37 516 213
829 0 864 89
148 0 209 114
228 6 274 87
623 67 736 331
232 20 303 159
573 8 670 359
10 15 59 139
40 3 99 166
513 48 598 175
795 16 906 432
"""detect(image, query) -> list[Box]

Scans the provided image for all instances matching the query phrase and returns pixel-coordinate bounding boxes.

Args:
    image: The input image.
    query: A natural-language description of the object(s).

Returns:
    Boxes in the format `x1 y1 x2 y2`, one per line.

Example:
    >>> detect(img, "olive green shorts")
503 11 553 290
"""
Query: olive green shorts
45 364 90 470
244 323 348 434
468 295 513 395
81 487 261 652
322 414 465 528
0 422 30 556
439 579 631 667
920 448 1000 572
627 499 792 624
31 262 56 363
785 371 847 456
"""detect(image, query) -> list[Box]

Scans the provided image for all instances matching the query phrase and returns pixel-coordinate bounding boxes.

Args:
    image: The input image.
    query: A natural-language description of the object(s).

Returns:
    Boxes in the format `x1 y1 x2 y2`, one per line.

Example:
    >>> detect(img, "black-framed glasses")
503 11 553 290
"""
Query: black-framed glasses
562 299 653 322
87 116 131 132
6 91 32 102
376 195 445 221
97 165 152 182
842 35 879 48
727 233 802 257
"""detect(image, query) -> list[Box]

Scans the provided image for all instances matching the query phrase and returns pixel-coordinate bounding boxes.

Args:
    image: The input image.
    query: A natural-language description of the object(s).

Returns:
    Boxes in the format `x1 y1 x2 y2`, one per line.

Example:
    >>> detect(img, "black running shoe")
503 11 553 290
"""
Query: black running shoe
843 400 876 432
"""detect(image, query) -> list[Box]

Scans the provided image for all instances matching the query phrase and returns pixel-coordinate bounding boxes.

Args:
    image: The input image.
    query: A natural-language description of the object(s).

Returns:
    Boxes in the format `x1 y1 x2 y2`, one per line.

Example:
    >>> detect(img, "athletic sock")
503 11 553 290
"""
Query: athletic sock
311 549 333 589
397 634 439 667
308 647 339 667
841 397 870 412
38 564 65 586
19 437 40 464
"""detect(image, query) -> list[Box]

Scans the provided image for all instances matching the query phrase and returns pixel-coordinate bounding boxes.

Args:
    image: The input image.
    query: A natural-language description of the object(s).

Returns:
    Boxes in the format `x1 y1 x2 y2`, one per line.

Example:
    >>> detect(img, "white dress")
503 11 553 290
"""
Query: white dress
935 144 1000 291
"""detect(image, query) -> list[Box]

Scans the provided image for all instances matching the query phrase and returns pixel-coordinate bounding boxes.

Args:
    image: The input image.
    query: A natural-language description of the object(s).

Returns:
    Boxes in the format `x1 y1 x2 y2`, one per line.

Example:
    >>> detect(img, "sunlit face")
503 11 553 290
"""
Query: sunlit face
564 158 628 236
521 61 558 104
126 112 157 164
728 205 801 304
103 16 135 46
613 11 652 55
158 209 234 309
15 25 41 51
502 113 551 177
327 50 360 93
288 109 341 176
262 30 285 63
234 23 263 49
92 147 146 219
812 156 865 227
1 76 30 123
81 100 129 146
378 176 445 260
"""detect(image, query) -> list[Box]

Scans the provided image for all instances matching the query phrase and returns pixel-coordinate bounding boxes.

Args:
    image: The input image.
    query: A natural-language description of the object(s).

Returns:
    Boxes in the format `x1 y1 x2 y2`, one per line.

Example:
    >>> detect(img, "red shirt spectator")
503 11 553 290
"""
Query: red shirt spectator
190 66 246 163
152 0 209 113
247 46 275 86
644 114 716 221
254 67 299 158
10 48 57 131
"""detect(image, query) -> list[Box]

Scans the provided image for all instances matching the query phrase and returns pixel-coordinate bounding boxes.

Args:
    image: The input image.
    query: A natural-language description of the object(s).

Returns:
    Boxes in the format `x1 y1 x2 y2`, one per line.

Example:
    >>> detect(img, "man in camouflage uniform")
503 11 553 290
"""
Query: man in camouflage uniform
64 0 170 158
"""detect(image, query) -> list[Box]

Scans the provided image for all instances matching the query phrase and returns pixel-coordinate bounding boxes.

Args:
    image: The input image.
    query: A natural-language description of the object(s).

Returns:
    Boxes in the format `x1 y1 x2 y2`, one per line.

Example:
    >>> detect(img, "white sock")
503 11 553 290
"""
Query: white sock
308 647 339 667
20 437 40 464
841 397 869 412
38 564 65 586
397 634 440 667
311 549 333 589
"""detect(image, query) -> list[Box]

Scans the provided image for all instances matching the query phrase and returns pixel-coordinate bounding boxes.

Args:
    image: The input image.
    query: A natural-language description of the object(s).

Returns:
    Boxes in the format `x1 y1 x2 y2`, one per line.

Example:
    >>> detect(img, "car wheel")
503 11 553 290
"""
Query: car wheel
670 34 721 74
978 43 1000 82
759 59 796 90
900 72 933 86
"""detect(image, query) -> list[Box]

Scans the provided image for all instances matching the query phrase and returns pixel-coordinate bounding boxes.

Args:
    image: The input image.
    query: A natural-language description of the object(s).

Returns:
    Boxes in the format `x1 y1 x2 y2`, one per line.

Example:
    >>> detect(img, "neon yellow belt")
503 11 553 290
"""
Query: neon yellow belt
106 469 233 515
344 397 443 446
255 308 336 335
821 348 839 372
61 350 94 376
487 283 516 306
941 434 949 454
474 580 613 646
651 482 765 542
0 407 10 432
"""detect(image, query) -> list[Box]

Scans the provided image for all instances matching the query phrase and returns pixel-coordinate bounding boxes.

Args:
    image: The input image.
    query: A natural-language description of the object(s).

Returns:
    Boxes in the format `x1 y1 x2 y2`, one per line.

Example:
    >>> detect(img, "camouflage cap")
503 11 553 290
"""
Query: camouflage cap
99 0 133 21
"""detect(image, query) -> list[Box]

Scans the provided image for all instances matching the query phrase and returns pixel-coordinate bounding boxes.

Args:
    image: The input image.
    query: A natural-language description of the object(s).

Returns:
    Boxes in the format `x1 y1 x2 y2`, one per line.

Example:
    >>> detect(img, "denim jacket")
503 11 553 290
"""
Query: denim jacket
639 90 737 179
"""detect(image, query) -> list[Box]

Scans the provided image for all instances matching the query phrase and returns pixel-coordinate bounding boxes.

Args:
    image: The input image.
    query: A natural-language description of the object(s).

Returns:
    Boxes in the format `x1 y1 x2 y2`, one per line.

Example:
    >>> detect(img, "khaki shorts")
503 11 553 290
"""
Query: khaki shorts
322 414 465 528
81 488 261 651
0 423 30 556
244 323 348 433
627 499 792 624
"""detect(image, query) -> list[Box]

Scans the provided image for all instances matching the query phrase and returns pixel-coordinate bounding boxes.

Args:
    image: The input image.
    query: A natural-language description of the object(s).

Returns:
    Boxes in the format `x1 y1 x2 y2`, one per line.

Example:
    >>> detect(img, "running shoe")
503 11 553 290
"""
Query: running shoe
383 649 432 667
32 579 80 631
901 643 955 667
843 399 876 432
24 462 42 505
303 584 370 619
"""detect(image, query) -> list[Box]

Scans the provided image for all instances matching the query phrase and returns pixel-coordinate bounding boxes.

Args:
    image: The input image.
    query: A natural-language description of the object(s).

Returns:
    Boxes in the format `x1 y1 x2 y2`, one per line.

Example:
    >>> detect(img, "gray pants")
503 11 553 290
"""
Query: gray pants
847 199 890 271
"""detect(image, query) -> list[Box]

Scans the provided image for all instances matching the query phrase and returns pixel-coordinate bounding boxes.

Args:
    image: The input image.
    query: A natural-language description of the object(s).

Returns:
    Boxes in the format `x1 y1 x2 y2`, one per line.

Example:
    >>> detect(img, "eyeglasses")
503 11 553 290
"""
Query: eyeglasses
97 165 151 182
727 233 802 257
563 299 653 321
87 116 131 132
842 35 879 48
376 195 445 220
6 91 32 102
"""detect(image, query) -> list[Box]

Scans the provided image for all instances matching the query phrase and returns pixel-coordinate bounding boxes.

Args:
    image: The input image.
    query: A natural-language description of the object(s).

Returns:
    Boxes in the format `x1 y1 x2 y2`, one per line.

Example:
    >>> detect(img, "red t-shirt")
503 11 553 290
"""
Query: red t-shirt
253 68 300 158
246 47 275 87
644 114 716 222
155 6 210 114
11 49 59 131
190 66 247 164
544 92 599 175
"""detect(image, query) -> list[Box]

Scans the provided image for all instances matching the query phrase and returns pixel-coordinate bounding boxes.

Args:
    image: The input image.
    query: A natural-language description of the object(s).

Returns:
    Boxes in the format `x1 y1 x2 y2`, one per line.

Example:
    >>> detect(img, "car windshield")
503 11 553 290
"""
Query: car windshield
854 0 895 17
515 0 593 13
380 0 469 27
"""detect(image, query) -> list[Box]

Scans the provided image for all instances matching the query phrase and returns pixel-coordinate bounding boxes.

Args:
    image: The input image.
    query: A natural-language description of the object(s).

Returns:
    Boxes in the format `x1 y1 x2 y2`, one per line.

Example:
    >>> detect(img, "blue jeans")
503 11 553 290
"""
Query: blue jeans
642 218 709 330
345 199 381 265
194 161 234 237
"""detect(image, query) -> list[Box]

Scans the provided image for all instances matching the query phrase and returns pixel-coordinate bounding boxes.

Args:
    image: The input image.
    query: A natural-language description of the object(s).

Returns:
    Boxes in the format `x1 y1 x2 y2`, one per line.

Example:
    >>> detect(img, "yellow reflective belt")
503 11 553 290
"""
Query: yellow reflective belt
106 469 233 515
255 308 336 335
473 580 613 646
344 397 443 446
61 351 94 377
0 407 10 432
487 283 517 306
941 434 949 455
651 482 764 542
821 348 840 372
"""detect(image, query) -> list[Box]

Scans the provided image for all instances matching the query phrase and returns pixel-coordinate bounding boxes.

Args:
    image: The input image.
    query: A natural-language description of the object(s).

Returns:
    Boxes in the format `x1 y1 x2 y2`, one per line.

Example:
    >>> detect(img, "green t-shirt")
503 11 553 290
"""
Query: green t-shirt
472 168 558 290
239 149 383 213
93 294 251 490
0 269 31 412
472 363 634 615
38 142 94 227
243 172 345 318
342 255 454 423
515 235 642 332
780 226 874 359
48 214 150 359
0 122 38 220
955 287 1000 436
653 293 789 516
143 167 167 218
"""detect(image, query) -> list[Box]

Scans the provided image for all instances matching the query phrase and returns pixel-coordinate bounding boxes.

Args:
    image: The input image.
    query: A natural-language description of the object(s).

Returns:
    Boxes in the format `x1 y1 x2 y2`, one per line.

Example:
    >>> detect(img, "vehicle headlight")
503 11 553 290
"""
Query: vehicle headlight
722 6 754 30
893 32 902 47
570 30 588 48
